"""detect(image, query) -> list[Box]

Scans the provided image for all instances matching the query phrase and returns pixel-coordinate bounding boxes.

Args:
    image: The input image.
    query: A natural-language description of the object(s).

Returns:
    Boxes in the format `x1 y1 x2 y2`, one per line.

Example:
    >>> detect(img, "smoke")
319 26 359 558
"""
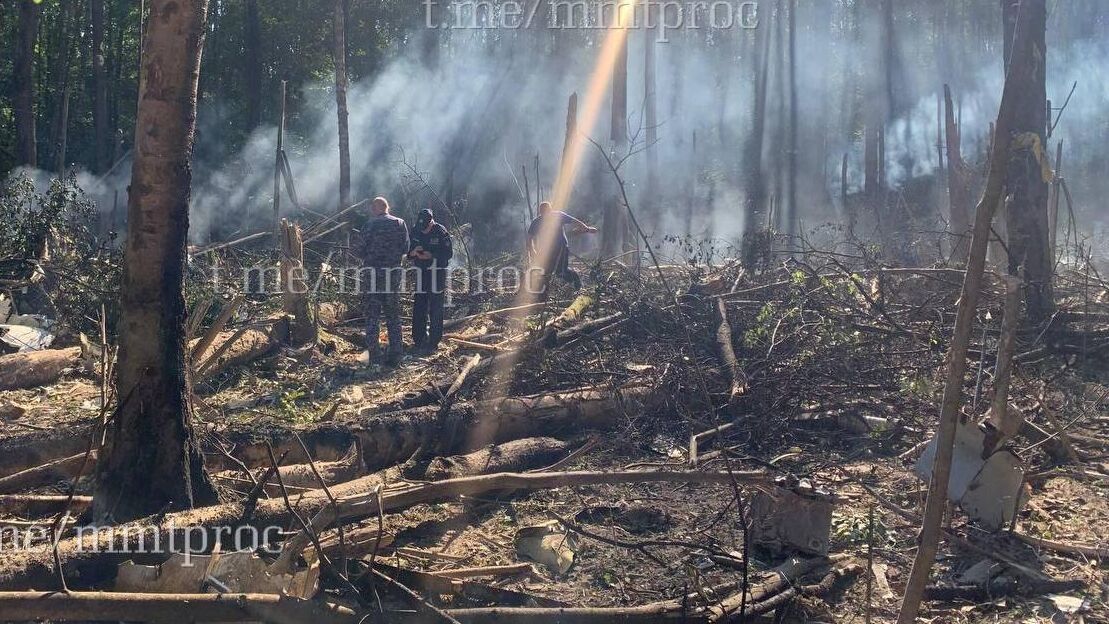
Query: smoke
7 1 1108 257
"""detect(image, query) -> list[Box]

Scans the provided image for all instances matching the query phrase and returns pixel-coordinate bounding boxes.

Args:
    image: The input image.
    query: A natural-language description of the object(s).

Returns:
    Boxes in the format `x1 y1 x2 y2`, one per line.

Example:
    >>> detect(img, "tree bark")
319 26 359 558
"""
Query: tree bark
601 27 630 258
740 10 771 268
944 84 973 263
94 0 217 524
49 0 79 174
13 0 41 167
333 0 350 210
896 2 1045 620
90 0 109 172
1000 0 1053 322
0 347 82 392
643 15 658 229
244 0 262 129
786 0 798 252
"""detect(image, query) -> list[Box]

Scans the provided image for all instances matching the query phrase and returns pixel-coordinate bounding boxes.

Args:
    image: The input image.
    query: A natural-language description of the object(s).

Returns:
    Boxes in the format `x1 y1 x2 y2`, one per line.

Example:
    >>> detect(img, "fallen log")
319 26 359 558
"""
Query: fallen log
923 577 1084 602
0 423 93 479
548 311 625 348
214 442 362 493
0 451 95 495
432 563 534 579
221 384 649 472
714 298 747 411
0 437 658 590
275 469 773 576
0 591 360 624
706 554 843 621
0 346 82 391
423 437 571 481
196 318 289 382
190 295 244 361
438 605 705 624
372 561 567 608
0 494 92 517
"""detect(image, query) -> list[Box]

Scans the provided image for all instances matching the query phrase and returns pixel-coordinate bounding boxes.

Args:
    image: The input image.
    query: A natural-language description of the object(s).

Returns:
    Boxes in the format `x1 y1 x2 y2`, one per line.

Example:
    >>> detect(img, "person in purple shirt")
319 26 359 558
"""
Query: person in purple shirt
526 201 597 293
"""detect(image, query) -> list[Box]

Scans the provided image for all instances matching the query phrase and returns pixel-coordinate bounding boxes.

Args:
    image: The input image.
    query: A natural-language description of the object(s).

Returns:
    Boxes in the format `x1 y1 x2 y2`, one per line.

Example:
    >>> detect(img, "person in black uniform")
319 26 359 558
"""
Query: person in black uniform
408 208 453 353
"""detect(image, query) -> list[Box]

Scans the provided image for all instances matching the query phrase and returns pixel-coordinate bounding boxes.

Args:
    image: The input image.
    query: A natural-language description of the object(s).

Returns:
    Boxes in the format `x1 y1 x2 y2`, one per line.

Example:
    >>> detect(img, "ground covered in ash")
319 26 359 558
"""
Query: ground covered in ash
2 250 1108 623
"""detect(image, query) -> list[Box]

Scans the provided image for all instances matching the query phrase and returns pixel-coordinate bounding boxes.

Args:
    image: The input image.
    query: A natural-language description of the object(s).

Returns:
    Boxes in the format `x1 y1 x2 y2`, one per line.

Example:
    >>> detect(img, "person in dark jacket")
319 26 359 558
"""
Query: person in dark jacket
408 208 453 353
527 201 596 294
357 196 409 365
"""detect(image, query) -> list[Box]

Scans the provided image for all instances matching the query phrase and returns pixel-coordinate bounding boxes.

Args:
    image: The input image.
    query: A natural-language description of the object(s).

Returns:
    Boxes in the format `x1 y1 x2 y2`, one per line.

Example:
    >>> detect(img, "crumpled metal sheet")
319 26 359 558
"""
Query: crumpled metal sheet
915 418 1026 531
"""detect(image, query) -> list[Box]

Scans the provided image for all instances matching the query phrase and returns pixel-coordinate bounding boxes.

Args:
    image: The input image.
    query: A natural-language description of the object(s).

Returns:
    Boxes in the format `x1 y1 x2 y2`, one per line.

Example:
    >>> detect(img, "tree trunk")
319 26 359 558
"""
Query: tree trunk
49 0 78 174
91 0 109 172
1000 0 1053 322
944 84 973 263
14 0 41 167
740 9 771 268
643 15 658 230
279 220 317 345
786 0 798 252
94 0 217 524
601 30 630 258
244 0 262 129
896 2 1049 620
333 0 350 210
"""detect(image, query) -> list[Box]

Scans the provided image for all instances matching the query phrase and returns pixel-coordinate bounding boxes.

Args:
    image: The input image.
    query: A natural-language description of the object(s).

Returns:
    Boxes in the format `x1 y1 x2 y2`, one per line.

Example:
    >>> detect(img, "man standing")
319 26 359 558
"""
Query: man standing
357 196 409 366
527 201 597 293
408 208 453 353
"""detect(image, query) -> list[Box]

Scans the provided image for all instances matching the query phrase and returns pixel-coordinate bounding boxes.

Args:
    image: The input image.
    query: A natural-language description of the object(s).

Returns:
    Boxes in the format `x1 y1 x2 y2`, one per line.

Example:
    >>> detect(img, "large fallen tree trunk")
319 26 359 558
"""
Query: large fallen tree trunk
0 422 94 479
0 494 92 517
220 384 651 472
2 382 637 484
0 346 82 391
0 591 361 624
0 451 94 494
0 468 768 590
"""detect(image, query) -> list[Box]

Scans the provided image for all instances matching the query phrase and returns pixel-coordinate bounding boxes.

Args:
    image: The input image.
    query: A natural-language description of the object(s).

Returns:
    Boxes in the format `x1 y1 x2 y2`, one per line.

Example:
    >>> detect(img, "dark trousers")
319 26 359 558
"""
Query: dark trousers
412 268 446 348
545 246 581 291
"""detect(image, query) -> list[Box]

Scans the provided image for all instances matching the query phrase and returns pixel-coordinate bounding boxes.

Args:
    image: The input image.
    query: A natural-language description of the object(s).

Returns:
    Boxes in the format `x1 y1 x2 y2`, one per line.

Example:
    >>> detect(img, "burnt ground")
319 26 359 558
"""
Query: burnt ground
1 252 1108 623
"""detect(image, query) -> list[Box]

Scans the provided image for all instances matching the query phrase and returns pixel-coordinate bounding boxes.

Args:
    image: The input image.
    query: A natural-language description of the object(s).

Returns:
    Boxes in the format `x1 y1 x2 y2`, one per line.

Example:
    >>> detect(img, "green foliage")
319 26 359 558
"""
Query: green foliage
831 509 889 547
0 173 120 337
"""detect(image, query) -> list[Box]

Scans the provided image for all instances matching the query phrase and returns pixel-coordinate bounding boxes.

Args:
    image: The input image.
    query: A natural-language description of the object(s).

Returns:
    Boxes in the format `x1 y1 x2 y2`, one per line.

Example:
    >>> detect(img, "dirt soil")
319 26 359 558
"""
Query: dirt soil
2 256 1108 623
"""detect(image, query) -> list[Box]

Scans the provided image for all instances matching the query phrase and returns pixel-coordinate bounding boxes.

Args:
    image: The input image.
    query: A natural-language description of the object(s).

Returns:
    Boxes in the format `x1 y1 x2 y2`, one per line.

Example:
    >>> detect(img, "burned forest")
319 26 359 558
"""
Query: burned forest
2 0 1109 622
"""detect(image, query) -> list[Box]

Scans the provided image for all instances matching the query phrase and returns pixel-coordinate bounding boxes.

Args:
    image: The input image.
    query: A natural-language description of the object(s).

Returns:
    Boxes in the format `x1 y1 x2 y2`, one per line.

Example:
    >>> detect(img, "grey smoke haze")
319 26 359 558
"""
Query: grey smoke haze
9 2 1108 257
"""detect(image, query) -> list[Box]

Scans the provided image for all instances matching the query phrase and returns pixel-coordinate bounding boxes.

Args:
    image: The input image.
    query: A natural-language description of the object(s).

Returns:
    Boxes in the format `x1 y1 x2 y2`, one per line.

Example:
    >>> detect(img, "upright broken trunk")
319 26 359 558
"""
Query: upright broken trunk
280 219 318 346
944 84 974 264
94 0 217 524
333 0 351 211
13 0 41 167
1000 0 1054 322
556 92 578 206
